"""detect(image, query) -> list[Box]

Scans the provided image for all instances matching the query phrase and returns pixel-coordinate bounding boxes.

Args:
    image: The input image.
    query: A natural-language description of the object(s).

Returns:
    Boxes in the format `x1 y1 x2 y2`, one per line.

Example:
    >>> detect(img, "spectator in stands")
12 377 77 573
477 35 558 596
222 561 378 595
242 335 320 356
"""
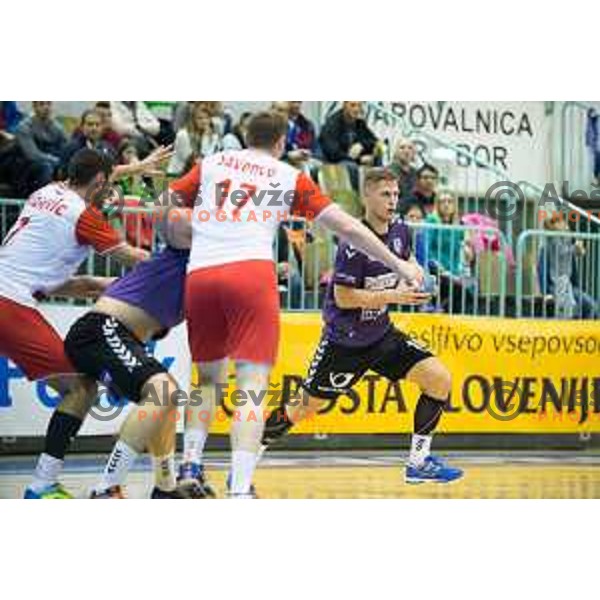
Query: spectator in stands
281 101 318 169
110 101 160 156
276 221 305 309
318 101 380 189
204 101 233 137
425 190 474 277
115 141 150 197
585 108 600 187
222 111 252 151
59 110 115 177
15 101 66 191
0 102 23 196
402 200 425 225
419 191 476 314
389 138 418 202
94 101 122 151
0 102 22 134
271 102 289 119
168 105 221 175
403 164 439 214
538 214 597 319
173 101 195 132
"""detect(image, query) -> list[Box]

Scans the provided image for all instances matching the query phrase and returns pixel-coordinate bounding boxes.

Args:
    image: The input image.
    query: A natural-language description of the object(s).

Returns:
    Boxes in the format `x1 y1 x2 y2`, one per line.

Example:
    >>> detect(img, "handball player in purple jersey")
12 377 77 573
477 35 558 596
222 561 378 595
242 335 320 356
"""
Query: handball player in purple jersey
25 244 214 499
260 168 463 485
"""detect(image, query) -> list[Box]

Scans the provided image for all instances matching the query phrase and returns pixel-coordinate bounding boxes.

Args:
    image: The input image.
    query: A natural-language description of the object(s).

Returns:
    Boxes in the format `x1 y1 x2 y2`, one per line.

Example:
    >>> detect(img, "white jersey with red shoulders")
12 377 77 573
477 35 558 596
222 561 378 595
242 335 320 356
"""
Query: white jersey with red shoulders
169 149 332 271
0 182 123 307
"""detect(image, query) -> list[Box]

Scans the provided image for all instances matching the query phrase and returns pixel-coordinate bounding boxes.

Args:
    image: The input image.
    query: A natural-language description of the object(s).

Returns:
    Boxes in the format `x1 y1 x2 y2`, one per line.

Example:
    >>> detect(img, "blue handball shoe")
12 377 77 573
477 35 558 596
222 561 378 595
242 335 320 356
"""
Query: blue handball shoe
405 455 463 484
24 483 73 499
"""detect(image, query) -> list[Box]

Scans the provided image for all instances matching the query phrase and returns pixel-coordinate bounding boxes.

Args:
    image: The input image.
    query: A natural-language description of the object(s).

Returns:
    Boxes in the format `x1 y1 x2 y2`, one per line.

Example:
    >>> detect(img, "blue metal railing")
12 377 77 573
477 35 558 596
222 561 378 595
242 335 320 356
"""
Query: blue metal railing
515 229 600 319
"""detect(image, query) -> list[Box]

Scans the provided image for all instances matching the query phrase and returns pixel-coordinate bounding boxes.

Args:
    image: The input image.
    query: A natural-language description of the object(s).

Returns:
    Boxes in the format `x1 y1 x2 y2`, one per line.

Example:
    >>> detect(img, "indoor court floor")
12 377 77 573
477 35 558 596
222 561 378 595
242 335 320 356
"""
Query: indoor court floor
1 451 600 499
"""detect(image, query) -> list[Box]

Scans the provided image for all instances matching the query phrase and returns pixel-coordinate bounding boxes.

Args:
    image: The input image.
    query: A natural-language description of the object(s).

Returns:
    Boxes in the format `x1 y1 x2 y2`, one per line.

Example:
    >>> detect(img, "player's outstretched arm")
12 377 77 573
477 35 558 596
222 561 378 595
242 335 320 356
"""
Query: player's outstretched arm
110 145 174 182
317 204 424 284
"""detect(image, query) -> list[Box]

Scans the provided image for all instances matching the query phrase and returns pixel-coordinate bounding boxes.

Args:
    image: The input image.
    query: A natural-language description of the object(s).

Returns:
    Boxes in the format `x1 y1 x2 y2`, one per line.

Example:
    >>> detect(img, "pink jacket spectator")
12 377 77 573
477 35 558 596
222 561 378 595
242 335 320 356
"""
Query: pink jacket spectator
461 213 515 267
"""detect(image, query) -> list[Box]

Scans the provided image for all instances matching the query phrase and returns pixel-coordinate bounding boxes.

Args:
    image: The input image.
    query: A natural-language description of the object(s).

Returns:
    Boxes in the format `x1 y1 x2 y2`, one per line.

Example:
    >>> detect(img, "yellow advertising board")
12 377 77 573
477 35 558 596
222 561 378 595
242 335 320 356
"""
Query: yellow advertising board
206 313 600 434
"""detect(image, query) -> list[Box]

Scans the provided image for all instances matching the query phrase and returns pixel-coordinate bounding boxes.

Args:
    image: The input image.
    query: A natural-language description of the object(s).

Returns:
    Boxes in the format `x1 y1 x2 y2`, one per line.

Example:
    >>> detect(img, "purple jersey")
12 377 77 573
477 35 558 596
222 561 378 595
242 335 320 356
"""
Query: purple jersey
104 247 189 332
323 219 412 348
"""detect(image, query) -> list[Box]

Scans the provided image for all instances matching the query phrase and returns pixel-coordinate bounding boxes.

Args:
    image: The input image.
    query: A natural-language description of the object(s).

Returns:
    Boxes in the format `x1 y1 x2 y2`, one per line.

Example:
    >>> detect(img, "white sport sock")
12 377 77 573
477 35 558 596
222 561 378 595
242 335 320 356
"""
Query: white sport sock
409 434 432 467
230 450 257 495
97 440 139 491
153 454 176 491
30 453 63 492
183 428 208 465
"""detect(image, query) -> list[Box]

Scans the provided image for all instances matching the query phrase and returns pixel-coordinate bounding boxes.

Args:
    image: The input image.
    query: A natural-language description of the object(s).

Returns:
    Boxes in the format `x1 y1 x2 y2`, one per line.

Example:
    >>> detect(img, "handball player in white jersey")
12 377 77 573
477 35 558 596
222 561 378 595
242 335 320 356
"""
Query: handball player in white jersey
166 112 423 497
0 149 148 498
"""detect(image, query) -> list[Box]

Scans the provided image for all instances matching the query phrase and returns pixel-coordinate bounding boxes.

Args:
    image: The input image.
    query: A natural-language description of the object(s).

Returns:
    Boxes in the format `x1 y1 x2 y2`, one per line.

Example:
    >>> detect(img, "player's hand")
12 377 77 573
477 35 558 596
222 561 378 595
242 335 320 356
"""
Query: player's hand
138 145 174 177
360 155 375 166
575 240 586 256
401 262 424 287
349 143 363 160
388 283 431 306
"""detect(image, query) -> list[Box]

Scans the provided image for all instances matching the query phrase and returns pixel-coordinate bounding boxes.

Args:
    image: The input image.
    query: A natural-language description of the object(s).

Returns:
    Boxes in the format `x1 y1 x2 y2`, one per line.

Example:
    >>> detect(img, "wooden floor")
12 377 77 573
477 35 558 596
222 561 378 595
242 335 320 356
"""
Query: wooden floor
2 452 600 499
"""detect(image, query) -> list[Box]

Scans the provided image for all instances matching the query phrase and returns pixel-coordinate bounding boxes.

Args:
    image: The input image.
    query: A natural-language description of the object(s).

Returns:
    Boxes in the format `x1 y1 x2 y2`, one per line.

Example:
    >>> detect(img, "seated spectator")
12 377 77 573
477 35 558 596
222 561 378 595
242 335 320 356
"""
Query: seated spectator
402 163 439 214
288 101 316 148
538 214 598 319
143 101 176 147
276 220 307 309
318 101 381 189
389 138 418 202
0 102 23 195
281 101 318 169
585 108 600 187
173 101 232 137
168 105 222 175
110 101 160 157
222 112 252 151
413 191 476 314
402 200 426 225
425 190 474 277
94 101 123 151
0 102 22 134
460 212 514 270
59 109 115 177
115 141 152 197
15 101 67 193
112 141 162 250
271 101 289 120
173 101 196 132
204 101 233 137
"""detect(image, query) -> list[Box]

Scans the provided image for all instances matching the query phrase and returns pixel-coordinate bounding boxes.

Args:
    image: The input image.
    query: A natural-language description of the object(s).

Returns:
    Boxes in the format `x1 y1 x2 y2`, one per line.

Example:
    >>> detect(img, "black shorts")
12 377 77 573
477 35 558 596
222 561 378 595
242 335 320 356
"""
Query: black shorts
64 312 167 403
303 326 433 400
